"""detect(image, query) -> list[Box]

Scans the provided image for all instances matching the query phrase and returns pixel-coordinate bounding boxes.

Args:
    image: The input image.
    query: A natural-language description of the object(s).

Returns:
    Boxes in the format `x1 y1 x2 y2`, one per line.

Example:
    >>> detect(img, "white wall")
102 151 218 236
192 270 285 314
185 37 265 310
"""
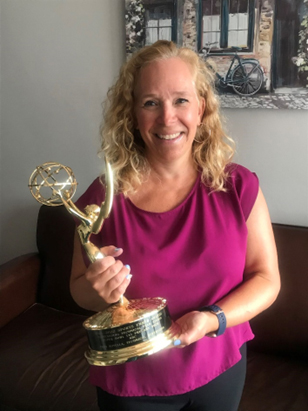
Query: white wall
224 109 308 227
0 0 126 263
0 0 307 264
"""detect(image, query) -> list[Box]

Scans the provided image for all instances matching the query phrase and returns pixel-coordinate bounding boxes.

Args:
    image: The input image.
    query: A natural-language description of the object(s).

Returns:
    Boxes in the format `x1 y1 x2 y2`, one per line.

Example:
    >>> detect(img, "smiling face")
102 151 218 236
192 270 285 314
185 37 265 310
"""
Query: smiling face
133 57 205 166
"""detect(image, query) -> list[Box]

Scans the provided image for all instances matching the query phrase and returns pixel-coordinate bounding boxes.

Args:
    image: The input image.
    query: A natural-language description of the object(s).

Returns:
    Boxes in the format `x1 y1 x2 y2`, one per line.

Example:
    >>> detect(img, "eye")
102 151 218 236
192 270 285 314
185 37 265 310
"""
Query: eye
143 100 157 107
176 98 188 104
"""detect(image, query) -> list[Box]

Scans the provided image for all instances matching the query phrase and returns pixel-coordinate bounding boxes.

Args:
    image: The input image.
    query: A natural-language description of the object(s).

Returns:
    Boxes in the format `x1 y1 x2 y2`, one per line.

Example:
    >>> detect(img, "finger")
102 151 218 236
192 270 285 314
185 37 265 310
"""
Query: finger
173 321 196 347
175 326 206 347
99 245 123 258
109 273 132 302
173 339 184 348
93 259 126 287
107 264 132 294
86 246 124 281
86 255 117 281
85 258 132 304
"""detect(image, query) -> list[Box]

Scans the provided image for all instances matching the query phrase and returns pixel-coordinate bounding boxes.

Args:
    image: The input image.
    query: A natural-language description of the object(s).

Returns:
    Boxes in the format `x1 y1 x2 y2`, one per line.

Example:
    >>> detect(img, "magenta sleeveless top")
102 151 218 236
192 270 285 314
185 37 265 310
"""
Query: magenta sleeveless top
75 163 259 396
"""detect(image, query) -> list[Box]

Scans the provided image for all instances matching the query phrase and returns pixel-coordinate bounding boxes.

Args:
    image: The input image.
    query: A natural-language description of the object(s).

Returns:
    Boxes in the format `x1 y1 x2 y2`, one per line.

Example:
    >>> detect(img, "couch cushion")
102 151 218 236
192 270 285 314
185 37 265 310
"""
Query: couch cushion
239 349 308 411
0 303 98 411
36 205 93 316
249 224 308 358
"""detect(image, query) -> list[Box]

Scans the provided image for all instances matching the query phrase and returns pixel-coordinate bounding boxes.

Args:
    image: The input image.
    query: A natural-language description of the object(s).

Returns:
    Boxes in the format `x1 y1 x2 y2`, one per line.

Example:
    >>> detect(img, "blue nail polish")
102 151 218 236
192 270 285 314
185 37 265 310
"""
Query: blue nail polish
173 339 181 346
125 264 131 270
115 247 121 252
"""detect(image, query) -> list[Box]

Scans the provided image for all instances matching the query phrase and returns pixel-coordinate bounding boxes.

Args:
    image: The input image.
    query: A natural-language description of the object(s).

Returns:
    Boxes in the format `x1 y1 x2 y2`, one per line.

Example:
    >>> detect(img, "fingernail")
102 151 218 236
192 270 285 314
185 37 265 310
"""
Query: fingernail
126 274 133 280
115 247 121 252
125 264 131 270
173 339 181 346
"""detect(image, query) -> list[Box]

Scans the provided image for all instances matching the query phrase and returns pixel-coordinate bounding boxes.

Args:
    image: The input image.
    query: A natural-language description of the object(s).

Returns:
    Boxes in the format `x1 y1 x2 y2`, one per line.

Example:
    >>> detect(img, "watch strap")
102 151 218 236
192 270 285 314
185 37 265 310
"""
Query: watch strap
199 304 227 337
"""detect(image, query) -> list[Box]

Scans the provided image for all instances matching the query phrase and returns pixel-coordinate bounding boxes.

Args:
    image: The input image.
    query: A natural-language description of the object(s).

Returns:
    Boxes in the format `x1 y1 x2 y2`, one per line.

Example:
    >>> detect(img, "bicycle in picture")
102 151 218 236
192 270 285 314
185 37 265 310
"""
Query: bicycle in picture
200 42 264 96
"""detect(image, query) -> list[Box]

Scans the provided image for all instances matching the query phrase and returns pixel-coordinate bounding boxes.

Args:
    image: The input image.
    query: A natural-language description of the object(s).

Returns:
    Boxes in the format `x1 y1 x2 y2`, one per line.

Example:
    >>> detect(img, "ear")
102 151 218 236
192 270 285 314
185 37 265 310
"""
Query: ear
198 97 206 123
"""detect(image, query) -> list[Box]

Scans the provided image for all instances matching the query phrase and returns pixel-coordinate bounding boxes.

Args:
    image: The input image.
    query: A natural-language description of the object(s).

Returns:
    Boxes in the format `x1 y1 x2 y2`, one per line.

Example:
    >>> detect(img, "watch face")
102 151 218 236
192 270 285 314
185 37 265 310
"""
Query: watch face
201 305 220 313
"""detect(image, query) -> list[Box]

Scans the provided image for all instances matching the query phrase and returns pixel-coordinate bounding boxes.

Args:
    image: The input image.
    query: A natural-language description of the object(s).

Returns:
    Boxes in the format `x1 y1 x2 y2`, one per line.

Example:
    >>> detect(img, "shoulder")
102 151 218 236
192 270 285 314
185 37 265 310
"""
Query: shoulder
226 163 259 191
226 163 259 220
227 162 257 181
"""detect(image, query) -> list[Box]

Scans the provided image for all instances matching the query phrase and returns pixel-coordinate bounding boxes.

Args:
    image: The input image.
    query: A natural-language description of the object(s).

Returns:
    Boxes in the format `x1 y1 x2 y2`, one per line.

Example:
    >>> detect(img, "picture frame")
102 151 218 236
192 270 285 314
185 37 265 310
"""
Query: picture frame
125 0 308 109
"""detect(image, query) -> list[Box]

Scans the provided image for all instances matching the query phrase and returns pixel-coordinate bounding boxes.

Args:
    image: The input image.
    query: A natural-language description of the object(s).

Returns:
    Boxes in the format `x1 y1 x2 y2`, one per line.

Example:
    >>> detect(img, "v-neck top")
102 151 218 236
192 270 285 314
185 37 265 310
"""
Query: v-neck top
75 163 259 396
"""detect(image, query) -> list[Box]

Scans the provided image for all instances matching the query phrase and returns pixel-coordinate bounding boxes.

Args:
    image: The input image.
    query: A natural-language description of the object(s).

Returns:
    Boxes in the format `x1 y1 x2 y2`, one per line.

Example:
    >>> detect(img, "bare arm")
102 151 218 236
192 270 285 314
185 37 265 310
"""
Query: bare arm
215 188 280 325
70 230 131 312
175 188 281 345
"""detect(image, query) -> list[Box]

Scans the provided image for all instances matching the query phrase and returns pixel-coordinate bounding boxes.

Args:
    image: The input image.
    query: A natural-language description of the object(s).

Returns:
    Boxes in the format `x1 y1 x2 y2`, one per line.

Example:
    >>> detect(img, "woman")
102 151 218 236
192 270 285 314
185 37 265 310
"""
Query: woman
71 40 280 411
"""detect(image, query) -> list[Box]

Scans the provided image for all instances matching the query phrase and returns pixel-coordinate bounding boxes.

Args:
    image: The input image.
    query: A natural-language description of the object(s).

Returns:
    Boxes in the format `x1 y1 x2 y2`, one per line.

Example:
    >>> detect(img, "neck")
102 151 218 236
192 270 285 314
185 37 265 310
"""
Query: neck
129 157 199 212
146 154 197 183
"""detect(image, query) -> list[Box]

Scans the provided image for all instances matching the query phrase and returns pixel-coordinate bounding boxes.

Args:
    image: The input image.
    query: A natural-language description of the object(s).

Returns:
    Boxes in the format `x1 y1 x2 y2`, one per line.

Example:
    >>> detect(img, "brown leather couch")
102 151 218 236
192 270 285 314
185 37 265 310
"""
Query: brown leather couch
239 223 308 410
0 205 307 411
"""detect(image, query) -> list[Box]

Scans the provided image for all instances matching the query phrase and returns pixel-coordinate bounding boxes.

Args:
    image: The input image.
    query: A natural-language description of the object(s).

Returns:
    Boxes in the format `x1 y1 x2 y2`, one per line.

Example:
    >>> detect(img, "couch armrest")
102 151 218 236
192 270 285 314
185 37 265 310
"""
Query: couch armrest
0 253 40 328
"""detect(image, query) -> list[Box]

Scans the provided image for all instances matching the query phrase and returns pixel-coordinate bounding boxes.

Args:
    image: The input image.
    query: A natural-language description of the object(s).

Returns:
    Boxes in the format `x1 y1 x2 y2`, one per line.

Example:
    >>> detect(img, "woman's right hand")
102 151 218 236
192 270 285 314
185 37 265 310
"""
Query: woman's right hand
85 246 132 305
70 230 132 311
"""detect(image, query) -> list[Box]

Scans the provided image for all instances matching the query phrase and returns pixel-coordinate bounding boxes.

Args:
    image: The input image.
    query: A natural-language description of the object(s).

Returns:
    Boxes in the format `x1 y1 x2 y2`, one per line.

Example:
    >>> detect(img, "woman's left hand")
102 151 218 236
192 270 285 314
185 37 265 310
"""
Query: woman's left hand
173 310 218 347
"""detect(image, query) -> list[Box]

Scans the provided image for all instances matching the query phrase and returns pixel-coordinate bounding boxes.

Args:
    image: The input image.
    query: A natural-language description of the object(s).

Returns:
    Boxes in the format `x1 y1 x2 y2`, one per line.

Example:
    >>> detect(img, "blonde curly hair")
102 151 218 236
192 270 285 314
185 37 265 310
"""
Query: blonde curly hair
100 40 234 194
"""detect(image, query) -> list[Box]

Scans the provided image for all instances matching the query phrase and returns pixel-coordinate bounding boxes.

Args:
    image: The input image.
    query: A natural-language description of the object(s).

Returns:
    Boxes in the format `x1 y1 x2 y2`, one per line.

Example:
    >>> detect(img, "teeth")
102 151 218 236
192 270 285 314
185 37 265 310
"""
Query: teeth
157 132 181 140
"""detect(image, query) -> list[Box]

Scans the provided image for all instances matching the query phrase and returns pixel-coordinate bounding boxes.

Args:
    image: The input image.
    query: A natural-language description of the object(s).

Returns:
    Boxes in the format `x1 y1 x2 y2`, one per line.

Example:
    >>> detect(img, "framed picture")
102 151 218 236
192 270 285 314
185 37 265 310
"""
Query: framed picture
125 0 308 109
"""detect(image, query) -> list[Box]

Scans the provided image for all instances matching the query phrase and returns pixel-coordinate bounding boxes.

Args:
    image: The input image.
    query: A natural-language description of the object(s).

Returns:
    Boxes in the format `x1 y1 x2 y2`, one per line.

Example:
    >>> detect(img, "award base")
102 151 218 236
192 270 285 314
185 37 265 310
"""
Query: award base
83 297 180 366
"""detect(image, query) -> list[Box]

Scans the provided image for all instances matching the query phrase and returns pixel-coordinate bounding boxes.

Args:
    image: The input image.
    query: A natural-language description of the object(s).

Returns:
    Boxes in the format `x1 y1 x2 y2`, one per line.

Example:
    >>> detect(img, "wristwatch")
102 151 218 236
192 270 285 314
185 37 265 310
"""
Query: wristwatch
199 304 227 337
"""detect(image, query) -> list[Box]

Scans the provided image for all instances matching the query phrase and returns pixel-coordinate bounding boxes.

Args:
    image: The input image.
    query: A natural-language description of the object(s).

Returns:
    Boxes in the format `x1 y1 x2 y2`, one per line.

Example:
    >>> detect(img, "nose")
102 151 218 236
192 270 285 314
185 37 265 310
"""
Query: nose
157 102 176 126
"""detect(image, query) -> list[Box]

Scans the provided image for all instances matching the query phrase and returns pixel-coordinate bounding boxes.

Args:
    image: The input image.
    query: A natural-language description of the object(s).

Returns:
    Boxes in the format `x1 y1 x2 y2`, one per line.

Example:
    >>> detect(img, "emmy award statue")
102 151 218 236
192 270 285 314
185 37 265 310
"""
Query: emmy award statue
28 160 180 366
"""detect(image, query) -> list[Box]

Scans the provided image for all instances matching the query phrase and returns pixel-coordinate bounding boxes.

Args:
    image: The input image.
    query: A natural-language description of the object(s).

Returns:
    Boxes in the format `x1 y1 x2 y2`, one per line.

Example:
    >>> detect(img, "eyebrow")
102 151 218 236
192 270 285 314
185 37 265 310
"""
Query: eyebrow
138 91 193 99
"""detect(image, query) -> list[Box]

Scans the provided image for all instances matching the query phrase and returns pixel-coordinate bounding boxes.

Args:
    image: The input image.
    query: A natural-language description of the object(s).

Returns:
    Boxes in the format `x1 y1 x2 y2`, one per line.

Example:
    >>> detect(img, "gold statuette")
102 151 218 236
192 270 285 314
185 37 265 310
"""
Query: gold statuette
29 160 180 366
